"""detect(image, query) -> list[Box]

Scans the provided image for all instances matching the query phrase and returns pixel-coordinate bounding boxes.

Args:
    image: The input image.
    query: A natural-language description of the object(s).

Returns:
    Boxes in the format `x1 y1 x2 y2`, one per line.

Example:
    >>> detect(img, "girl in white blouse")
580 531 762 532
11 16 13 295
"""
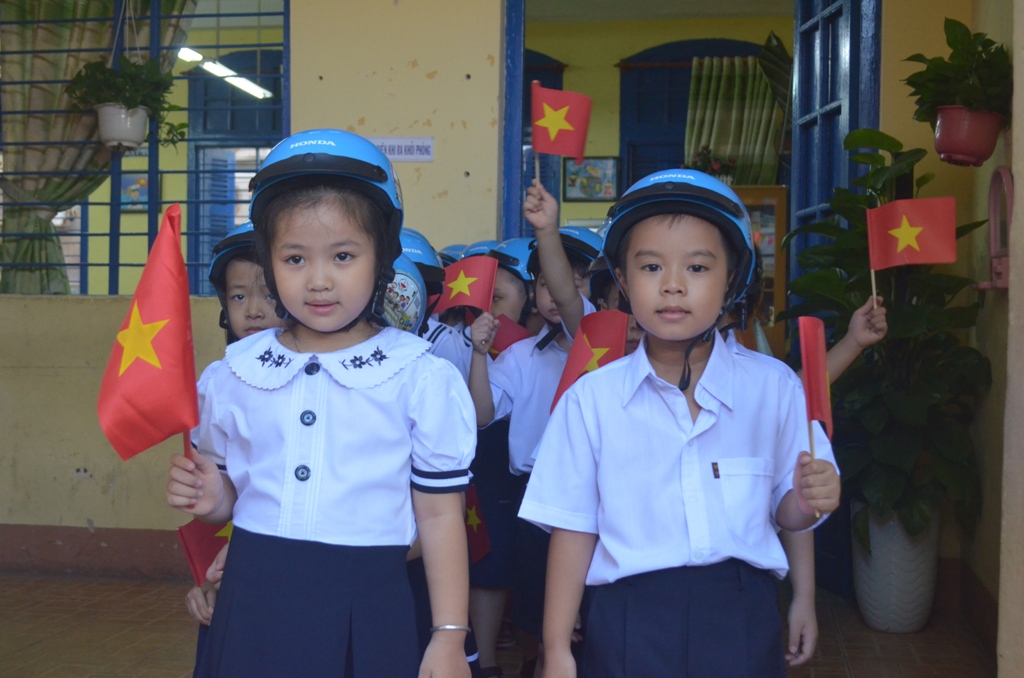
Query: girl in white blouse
167 129 476 678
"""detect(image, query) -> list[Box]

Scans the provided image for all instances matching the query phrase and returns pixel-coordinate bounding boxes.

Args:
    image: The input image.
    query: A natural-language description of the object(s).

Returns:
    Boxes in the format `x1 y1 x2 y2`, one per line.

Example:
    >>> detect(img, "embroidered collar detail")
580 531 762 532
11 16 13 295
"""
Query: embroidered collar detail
225 327 429 390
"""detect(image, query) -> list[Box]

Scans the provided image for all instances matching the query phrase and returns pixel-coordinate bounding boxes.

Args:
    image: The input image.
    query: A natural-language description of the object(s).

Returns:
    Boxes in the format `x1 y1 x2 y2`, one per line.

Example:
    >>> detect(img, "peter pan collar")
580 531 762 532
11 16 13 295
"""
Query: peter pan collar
226 326 429 390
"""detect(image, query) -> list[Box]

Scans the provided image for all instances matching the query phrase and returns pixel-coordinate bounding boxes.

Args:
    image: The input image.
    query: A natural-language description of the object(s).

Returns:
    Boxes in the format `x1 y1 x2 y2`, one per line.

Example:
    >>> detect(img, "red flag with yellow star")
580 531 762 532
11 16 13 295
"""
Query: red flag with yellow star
489 314 532 357
531 80 592 161
866 197 957 270
433 255 498 314
464 485 491 564
551 310 628 411
176 519 232 586
798 316 833 440
97 204 199 460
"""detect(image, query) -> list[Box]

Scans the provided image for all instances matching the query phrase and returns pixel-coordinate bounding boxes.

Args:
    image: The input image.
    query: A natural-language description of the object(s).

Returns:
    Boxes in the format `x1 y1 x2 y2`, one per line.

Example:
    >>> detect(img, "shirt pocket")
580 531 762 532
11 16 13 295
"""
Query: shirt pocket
716 457 775 543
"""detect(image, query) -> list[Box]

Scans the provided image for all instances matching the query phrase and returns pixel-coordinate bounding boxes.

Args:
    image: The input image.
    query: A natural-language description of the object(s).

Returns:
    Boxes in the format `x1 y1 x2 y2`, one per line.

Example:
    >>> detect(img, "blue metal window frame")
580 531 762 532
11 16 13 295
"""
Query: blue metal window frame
501 0 525 240
0 0 288 295
791 0 880 600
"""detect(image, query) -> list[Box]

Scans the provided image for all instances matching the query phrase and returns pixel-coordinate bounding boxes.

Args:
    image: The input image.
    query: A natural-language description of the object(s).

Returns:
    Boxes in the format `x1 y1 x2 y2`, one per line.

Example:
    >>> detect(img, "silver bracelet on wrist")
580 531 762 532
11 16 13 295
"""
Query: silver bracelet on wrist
430 624 471 633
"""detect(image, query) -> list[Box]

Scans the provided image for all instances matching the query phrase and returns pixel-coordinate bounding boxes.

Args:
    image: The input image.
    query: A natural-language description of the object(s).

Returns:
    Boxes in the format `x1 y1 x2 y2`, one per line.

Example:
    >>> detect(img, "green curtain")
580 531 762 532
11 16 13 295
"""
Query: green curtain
684 56 784 186
0 0 195 294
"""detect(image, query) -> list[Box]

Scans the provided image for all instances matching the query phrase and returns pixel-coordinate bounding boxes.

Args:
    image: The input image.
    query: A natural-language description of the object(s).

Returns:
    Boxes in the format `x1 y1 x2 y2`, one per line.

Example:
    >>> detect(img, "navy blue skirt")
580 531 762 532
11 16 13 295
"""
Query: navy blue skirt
195 527 419 677
511 474 549 638
581 559 786 678
468 420 520 588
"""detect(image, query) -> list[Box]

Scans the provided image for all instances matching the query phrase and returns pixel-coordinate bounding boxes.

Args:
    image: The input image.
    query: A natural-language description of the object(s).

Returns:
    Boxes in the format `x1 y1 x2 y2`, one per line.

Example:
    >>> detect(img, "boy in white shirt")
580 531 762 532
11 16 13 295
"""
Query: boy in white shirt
520 169 841 677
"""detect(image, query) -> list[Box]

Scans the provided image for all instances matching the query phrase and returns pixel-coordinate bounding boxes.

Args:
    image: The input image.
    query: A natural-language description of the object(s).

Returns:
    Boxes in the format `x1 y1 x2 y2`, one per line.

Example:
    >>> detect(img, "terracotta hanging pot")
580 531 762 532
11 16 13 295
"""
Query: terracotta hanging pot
933 106 1005 167
95 103 151 151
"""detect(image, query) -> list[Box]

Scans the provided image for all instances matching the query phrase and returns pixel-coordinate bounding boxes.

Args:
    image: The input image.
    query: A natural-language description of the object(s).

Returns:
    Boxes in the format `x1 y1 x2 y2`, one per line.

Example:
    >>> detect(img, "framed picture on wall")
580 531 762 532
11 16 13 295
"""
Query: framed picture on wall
563 157 619 202
120 173 155 212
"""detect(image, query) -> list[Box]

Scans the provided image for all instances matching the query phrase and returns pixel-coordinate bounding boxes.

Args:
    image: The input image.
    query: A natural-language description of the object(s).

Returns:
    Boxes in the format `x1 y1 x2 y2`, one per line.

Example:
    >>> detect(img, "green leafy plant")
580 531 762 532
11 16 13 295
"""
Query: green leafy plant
904 17 1012 128
66 54 187 146
779 128 991 553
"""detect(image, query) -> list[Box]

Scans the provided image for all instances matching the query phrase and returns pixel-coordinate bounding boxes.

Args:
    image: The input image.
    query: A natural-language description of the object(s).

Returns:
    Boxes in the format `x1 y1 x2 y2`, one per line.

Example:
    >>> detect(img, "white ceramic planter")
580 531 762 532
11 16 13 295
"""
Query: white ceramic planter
95 103 150 150
852 503 940 633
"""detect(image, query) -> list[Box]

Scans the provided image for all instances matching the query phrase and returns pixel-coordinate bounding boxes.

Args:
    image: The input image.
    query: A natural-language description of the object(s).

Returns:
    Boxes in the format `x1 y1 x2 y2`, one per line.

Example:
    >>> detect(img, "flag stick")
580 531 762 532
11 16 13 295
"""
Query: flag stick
534 152 541 189
870 269 878 309
807 420 821 519
183 431 193 461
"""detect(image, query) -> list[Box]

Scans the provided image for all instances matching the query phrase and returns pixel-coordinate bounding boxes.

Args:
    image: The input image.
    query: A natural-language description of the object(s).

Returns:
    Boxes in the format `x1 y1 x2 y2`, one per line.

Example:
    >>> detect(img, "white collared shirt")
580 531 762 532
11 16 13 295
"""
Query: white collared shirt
519 332 835 584
487 295 596 475
197 327 477 547
424 317 473 382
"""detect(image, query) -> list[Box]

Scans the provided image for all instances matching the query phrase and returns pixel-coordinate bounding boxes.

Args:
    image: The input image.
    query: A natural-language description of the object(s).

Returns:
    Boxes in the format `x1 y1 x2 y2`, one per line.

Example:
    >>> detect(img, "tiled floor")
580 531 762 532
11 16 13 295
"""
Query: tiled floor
0 574 993 677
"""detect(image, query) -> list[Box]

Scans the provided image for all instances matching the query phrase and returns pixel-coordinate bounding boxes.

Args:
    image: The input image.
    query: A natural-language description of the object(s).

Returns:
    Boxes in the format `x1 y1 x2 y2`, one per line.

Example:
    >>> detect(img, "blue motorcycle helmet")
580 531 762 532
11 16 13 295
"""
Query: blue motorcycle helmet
487 237 535 325
400 228 445 296
526 226 603 277
439 244 467 265
382 252 429 335
601 169 756 391
208 221 260 344
247 129 404 324
486 237 533 284
602 168 755 308
463 239 500 258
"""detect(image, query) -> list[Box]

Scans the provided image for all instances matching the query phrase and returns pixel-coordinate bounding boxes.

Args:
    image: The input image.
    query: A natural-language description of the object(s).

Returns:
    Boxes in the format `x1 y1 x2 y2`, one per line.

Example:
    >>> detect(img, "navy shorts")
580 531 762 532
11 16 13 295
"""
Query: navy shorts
511 474 550 638
581 559 786 678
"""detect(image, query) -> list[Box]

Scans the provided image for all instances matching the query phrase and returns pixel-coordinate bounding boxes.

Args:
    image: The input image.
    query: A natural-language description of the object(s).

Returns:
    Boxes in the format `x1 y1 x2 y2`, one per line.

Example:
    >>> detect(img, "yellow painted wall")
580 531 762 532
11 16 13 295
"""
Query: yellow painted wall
526 16 794 224
0 296 225 529
2 5 505 532
880 0 1008 602
290 0 504 249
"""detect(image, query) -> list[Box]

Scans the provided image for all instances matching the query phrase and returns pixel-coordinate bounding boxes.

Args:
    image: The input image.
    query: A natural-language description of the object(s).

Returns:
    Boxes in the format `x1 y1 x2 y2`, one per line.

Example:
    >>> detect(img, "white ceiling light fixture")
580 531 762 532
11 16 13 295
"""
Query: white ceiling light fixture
178 47 273 100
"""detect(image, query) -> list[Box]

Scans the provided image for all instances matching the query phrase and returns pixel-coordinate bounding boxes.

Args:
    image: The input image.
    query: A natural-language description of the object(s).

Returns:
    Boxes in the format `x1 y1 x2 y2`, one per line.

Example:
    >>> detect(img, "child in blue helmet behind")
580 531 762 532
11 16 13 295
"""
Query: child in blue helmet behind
520 169 841 678
166 129 476 678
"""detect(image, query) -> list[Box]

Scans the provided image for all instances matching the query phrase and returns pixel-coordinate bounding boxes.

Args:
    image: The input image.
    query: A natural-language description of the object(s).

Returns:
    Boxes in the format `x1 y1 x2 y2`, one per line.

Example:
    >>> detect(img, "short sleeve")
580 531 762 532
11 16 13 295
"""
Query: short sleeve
518 386 600 534
770 375 837 531
195 365 230 469
424 321 472 383
487 343 520 422
409 358 477 494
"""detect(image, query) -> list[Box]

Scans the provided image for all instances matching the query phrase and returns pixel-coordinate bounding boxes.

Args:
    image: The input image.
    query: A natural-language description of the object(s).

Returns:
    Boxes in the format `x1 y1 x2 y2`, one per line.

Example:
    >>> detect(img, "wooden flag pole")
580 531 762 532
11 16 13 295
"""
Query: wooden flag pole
534 152 541 189
183 431 193 461
870 268 878 309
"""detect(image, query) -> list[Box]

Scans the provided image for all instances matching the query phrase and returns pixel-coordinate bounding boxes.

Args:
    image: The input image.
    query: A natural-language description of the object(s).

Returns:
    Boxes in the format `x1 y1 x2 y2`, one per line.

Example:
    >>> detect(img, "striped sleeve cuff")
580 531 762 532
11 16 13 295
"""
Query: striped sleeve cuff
411 467 471 494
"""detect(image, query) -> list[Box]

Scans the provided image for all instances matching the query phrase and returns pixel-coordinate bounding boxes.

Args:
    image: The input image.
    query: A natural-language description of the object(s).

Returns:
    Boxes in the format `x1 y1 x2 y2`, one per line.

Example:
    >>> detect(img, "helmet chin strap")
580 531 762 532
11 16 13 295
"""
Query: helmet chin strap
677 306 728 392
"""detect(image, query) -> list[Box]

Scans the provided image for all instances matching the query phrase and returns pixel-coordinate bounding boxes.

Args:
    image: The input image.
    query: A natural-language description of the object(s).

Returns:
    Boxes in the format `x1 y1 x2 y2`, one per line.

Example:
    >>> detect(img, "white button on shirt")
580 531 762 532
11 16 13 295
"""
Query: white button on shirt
197 327 477 547
519 332 835 584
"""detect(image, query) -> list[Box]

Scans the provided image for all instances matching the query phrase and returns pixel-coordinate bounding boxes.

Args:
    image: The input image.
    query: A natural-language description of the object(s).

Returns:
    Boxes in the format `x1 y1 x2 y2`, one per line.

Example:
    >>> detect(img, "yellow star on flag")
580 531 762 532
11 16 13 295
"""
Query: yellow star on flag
582 334 610 373
447 270 478 299
215 522 234 540
535 102 575 141
466 506 482 533
888 215 923 253
116 301 169 376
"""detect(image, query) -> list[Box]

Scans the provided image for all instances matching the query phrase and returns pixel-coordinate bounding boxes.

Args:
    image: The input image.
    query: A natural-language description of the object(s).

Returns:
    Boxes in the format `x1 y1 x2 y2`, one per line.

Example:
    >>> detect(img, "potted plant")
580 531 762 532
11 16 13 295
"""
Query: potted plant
904 17 1012 167
780 128 991 632
66 54 187 150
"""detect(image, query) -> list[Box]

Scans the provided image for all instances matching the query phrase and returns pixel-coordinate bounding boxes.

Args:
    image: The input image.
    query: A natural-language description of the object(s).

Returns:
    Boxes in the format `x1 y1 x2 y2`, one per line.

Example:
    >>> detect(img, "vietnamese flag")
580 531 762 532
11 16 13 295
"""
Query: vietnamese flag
433 255 498 314
798 316 832 440
551 310 628 411
176 519 232 586
464 485 491 564
489 314 532 357
97 204 199 460
866 197 957 270
531 81 592 161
